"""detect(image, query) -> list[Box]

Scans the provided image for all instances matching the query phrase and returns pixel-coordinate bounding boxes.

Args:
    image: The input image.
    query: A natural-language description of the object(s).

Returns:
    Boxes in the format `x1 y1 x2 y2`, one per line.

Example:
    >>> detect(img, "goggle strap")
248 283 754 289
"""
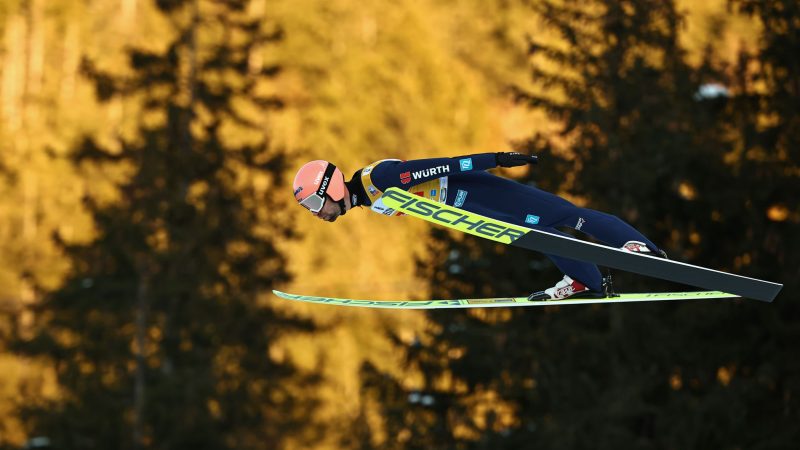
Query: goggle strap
316 163 338 199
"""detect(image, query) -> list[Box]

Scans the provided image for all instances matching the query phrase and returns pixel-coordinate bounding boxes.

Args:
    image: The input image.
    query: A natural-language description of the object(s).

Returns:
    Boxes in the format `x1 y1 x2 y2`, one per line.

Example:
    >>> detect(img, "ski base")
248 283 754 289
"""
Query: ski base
273 290 739 309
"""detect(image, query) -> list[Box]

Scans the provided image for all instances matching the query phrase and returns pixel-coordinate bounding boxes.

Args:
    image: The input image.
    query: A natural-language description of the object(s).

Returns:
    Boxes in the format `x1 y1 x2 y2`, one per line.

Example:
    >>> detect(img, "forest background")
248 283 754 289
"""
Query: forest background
0 0 798 449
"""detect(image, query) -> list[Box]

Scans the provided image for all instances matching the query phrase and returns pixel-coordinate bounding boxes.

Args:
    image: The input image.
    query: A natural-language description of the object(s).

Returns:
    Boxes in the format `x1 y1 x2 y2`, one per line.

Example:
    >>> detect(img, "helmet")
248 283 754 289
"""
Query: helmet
292 160 346 213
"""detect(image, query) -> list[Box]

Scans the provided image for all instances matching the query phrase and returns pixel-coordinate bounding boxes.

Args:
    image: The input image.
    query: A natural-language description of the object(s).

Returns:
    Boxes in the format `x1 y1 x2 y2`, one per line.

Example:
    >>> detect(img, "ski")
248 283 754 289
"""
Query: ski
381 187 783 302
273 289 739 309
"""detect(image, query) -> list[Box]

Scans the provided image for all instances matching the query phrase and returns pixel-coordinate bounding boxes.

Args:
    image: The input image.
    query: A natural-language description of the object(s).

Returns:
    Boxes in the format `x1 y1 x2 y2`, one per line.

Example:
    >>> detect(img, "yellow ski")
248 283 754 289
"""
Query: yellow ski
273 290 740 309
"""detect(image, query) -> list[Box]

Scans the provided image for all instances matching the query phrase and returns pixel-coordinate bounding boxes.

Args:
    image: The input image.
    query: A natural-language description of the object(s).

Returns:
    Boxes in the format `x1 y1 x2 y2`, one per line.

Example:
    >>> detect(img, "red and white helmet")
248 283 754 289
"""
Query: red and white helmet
292 160 346 213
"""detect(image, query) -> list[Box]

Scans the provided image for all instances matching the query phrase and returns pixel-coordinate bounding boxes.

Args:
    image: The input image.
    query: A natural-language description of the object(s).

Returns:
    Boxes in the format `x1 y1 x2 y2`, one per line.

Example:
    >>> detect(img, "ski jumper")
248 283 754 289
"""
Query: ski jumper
344 153 659 292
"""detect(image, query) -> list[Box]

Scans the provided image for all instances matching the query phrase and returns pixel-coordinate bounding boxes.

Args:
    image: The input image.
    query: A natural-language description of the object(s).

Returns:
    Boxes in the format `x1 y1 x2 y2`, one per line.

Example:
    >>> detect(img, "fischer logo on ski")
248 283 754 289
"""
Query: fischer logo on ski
383 189 525 243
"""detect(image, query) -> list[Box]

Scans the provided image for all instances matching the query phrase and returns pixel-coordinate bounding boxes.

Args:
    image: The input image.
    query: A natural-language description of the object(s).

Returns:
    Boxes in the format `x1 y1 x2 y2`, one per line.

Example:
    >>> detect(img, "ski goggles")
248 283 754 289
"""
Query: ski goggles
298 163 338 213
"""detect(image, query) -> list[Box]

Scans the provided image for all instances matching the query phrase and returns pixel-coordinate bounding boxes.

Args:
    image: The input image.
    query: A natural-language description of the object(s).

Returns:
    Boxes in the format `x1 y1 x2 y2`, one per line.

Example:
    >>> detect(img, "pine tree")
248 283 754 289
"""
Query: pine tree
12 1 322 449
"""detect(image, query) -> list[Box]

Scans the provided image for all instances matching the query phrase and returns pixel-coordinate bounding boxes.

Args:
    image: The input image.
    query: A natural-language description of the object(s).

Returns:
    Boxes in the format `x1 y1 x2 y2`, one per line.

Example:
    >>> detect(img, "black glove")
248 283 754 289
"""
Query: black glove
495 152 538 167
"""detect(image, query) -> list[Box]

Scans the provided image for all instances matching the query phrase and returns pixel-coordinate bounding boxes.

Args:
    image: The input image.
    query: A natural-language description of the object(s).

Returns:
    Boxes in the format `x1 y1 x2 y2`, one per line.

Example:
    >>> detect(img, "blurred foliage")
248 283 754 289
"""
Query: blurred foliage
3 0 322 449
0 0 797 449
358 0 799 449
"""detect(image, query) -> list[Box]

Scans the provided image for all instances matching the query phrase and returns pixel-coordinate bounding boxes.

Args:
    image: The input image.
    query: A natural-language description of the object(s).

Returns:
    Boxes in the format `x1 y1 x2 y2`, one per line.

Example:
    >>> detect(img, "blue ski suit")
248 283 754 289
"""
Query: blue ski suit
344 153 659 292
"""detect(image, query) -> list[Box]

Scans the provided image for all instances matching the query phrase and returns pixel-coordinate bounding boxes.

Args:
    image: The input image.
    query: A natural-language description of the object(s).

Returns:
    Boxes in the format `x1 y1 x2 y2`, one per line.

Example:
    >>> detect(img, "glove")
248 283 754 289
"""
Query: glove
495 152 538 167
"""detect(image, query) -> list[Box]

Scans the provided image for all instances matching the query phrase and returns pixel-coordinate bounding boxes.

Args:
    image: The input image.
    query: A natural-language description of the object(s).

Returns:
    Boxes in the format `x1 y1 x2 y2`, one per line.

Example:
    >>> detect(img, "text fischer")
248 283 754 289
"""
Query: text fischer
383 190 526 243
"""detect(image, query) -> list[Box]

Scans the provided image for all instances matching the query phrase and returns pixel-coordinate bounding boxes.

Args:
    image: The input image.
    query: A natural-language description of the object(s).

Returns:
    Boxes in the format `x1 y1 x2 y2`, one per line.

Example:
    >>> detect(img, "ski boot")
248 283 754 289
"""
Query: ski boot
528 275 604 301
620 240 668 259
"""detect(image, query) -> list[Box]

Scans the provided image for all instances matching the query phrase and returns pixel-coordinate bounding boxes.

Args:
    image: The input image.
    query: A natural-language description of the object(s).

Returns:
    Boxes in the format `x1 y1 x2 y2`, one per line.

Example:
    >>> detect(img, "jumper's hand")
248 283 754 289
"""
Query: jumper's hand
495 152 538 167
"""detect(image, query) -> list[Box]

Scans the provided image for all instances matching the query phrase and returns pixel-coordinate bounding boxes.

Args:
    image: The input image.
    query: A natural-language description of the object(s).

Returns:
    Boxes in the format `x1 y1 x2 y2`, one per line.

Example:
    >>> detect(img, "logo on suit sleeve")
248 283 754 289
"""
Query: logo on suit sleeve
400 171 411 184
525 214 540 225
459 158 473 171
